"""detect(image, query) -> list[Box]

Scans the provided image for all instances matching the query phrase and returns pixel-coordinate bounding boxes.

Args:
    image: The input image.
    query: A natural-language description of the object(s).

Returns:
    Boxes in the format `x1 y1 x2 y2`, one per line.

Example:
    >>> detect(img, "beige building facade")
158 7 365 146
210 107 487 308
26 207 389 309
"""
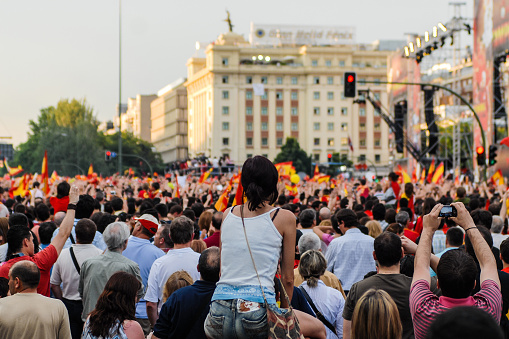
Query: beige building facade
151 78 188 163
116 94 157 142
186 29 393 166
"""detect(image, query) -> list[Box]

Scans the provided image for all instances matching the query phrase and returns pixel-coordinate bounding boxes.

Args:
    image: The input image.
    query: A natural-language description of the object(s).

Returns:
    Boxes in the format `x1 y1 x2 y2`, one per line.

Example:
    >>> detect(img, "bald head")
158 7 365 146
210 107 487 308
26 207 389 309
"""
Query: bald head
54 212 66 227
9 261 40 292
319 207 331 221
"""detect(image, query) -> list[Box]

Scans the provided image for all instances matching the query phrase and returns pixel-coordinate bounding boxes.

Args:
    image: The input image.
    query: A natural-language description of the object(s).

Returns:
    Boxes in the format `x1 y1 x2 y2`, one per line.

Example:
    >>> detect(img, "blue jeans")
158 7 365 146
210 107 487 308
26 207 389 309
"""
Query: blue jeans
204 299 285 339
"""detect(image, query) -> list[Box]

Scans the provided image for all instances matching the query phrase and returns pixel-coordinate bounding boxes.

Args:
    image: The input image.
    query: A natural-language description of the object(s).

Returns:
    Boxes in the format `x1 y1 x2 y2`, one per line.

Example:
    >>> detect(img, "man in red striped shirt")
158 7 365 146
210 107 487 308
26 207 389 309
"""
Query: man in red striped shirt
410 202 502 339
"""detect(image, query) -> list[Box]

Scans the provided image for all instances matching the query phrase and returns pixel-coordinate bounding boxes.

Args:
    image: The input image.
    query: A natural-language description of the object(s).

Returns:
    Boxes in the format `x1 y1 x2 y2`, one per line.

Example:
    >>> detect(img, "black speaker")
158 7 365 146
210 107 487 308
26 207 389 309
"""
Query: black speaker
394 101 407 153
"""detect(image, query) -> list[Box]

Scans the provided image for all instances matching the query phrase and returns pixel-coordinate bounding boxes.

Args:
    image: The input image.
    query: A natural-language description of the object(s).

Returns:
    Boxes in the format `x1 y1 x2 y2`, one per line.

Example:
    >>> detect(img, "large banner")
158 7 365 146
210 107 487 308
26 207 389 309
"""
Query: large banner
473 0 494 146
492 1 509 56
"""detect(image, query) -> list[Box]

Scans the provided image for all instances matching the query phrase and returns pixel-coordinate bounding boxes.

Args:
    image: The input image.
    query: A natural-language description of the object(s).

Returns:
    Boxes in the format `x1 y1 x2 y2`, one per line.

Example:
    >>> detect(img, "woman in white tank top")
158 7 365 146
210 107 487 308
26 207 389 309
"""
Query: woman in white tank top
204 156 298 339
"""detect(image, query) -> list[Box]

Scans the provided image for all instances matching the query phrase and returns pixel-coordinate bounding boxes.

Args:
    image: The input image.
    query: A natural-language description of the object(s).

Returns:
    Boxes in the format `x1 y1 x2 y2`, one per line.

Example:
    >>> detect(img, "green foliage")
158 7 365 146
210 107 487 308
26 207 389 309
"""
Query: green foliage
274 137 312 174
14 98 163 176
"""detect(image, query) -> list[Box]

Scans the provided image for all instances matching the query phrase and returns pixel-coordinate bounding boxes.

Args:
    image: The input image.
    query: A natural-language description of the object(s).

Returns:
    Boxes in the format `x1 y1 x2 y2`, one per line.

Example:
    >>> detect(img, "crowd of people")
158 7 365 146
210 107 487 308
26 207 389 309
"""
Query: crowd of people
0 155 508 339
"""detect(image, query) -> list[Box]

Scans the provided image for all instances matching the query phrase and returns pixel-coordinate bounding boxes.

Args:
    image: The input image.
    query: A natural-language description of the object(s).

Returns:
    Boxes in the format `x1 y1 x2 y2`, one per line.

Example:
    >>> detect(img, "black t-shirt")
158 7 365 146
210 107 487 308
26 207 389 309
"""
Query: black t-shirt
343 273 440 339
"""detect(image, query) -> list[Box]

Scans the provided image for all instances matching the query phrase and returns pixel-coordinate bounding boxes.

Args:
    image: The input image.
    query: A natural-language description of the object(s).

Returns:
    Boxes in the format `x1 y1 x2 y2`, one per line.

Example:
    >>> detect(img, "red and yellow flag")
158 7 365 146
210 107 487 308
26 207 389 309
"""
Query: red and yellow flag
419 169 426 185
41 150 49 195
232 173 244 207
215 185 231 212
431 162 445 184
397 164 412 184
9 174 29 198
491 169 504 185
427 158 435 184
314 164 320 177
199 168 213 184
87 164 94 179
4 157 23 177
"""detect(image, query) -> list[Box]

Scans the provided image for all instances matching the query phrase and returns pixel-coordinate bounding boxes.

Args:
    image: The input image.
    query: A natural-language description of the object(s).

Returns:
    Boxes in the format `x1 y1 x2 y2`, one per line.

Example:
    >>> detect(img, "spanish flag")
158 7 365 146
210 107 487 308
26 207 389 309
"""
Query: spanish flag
397 164 412 184
314 164 320 177
199 168 213 184
232 173 244 207
41 150 50 195
427 158 435 184
4 157 23 177
215 185 231 212
9 174 29 198
419 169 426 185
491 169 504 185
431 162 445 184
87 164 94 179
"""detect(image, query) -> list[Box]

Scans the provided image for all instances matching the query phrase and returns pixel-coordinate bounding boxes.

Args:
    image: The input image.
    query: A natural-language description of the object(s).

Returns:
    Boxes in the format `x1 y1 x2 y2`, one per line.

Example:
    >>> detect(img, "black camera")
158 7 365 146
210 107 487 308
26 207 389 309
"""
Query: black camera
439 205 457 218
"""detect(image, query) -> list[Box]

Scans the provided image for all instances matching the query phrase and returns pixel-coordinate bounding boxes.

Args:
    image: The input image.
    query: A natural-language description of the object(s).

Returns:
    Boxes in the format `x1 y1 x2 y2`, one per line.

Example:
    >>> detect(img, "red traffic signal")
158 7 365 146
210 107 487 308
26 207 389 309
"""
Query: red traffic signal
476 146 484 155
327 153 332 163
106 151 111 156
344 72 357 98
347 75 355 83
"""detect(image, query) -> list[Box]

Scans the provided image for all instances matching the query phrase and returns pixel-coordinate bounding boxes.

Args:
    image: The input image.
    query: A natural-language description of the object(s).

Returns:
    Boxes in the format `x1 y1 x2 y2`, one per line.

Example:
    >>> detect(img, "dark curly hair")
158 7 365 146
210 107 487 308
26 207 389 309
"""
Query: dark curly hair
87 271 140 337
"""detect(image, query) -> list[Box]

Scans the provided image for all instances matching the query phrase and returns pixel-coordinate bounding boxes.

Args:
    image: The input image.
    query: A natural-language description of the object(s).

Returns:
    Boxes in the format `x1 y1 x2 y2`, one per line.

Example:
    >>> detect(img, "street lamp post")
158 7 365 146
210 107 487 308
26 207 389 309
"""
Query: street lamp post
118 0 123 174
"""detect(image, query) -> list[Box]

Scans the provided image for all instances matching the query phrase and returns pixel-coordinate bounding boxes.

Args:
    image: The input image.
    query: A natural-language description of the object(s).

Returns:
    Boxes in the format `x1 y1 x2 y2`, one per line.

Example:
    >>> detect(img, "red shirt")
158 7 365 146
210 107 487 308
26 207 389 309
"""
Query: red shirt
404 229 420 243
0 245 58 297
50 196 69 214
502 267 509 274
203 231 220 248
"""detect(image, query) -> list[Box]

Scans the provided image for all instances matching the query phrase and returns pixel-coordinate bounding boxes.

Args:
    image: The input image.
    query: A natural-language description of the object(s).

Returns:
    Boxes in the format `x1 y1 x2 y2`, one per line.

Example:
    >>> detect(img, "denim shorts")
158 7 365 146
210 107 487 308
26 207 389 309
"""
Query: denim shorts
204 299 288 339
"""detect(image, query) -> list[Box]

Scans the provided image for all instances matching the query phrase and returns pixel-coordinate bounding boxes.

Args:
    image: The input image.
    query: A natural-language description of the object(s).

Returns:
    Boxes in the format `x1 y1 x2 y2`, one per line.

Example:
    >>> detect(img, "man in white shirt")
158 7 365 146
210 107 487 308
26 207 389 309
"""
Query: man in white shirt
50 219 102 339
145 216 200 327
492 215 509 249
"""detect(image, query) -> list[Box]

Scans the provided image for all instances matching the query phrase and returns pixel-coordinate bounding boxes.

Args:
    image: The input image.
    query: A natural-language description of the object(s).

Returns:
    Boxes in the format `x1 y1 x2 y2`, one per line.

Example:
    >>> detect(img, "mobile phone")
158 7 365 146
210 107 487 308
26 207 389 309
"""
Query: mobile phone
439 205 457 218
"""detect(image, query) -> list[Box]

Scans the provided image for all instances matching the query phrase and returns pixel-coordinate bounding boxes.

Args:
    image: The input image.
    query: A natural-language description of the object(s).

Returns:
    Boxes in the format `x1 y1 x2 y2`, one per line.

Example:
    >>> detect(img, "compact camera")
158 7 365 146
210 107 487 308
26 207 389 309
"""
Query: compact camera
438 205 457 218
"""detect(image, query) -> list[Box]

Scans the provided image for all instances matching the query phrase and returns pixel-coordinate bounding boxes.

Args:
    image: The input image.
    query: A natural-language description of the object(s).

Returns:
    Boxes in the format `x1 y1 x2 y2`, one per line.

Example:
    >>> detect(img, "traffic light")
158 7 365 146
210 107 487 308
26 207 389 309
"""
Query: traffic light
476 146 485 167
344 72 356 98
489 145 498 166
105 150 112 162
327 153 332 163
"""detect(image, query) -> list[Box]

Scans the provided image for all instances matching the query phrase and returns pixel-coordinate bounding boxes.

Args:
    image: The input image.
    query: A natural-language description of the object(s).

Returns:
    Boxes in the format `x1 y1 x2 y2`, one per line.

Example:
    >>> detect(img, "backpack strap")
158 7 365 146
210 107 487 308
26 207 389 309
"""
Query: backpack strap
299 286 337 335
69 247 80 274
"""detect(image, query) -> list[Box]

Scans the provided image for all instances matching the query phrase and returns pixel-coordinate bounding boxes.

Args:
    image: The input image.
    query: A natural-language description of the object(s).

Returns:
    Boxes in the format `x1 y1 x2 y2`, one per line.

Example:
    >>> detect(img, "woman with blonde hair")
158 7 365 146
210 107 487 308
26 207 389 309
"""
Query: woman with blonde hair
161 270 194 303
351 289 402 339
365 220 382 238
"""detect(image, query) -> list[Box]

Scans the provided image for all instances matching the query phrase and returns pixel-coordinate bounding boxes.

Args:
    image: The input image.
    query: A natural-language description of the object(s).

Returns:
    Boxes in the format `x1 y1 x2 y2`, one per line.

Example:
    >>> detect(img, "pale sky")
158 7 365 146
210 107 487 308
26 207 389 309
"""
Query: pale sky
0 0 473 147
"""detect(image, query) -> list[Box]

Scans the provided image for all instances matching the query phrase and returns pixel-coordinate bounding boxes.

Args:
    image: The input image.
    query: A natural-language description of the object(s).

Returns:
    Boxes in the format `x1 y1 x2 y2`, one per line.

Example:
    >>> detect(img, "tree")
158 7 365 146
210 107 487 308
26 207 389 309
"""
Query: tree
14 98 163 176
274 137 312 174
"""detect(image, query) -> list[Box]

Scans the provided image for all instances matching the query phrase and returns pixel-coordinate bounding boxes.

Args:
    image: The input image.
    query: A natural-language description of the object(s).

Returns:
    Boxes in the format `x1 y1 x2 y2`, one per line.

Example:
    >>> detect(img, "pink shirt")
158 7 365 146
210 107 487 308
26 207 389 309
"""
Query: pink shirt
410 279 502 339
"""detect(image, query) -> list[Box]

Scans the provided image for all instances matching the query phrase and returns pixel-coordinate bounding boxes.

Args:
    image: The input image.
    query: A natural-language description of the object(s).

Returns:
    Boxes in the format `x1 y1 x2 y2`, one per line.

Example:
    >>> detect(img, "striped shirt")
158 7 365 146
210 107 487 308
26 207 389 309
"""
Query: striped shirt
410 279 502 339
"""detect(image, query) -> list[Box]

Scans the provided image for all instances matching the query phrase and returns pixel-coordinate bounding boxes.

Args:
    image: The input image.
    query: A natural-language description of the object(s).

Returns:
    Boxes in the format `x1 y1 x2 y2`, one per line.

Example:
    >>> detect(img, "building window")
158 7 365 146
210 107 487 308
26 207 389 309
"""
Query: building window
339 60 345 67
261 76 268 84
374 123 380 131
277 138 283 146
375 154 381 163
341 122 348 131
261 107 268 115
222 76 229 84
314 138 320 146
374 139 381 147
276 107 283 115
223 137 229 146
246 137 253 146
359 154 366 162
374 92 381 101
261 92 268 100
359 108 366 116
222 91 229 99
340 137 348 145
374 78 381 85
314 77 320 84
222 106 229 115
291 92 298 100
327 138 334 146
222 122 229 130
327 107 334 115
325 60 332 67
261 122 268 130
276 122 283 131
262 153 268 157
314 122 320 130
312 60 318 67
291 107 298 116
262 138 268 146
276 77 283 84
360 140 366 146
314 92 320 100
360 123 366 131
358 78 366 85
246 91 253 99
291 77 298 85
246 107 253 115
291 122 298 131
246 76 252 84
314 154 320 161
327 92 334 100
313 107 320 115
341 107 348 116
247 153 253 158
276 91 283 100
327 76 333 85
222 57 228 66
246 122 253 131
327 122 334 131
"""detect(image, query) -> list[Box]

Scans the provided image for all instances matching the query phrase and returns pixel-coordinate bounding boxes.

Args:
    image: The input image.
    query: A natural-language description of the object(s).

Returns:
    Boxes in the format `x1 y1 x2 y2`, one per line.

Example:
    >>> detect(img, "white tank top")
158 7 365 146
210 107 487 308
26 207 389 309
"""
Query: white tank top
216 207 283 295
